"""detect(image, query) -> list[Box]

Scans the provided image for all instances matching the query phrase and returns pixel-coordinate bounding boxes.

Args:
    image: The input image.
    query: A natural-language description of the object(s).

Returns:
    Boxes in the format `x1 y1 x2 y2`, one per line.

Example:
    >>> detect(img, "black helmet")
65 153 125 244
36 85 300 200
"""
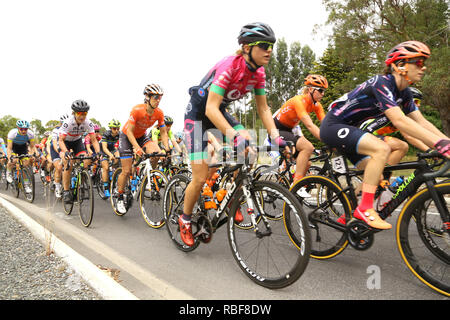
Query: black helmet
238 22 276 45
71 99 90 112
164 115 173 125
410 87 423 100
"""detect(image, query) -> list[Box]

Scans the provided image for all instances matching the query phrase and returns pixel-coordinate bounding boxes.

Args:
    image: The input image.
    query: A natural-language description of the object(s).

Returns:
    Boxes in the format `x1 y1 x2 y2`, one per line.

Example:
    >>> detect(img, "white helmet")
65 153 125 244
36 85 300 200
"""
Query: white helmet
143 84 164 97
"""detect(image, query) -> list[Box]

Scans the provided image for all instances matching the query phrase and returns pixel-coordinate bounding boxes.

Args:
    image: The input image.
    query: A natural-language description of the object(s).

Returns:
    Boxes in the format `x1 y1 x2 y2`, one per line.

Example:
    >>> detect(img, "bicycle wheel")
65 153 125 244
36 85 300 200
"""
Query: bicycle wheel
63 189 74 215
110 167 131 216
227 180 311 289
290 175 352 259
94 167 108 200
139 169 168 229
21 167 35 203
0 165 8 191
254 169 290 220
397 182 450 296
77 170 94 227
163 174 200 252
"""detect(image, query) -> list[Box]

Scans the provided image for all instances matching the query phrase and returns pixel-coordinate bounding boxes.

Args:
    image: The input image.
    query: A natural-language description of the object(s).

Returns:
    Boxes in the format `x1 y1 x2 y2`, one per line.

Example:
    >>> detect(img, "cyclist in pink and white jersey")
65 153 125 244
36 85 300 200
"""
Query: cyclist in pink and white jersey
180 22 288 247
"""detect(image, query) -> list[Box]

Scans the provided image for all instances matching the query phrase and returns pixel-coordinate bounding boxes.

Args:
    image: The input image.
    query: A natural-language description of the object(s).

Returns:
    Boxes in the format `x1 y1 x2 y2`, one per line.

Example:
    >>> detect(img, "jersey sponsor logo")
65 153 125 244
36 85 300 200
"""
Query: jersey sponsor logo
337 128 350 138
226 89 242 100
198 88 205 97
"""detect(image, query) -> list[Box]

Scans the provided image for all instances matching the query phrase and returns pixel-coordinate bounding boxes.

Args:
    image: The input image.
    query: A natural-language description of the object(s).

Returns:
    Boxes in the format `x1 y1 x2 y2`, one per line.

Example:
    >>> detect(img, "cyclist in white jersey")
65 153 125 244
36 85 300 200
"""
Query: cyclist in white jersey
58 100 101 203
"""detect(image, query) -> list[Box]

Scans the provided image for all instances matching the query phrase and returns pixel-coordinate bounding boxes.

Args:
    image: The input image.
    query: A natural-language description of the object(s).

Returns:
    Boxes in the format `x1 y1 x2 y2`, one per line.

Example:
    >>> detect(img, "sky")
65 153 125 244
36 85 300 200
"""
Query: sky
0 0 331 133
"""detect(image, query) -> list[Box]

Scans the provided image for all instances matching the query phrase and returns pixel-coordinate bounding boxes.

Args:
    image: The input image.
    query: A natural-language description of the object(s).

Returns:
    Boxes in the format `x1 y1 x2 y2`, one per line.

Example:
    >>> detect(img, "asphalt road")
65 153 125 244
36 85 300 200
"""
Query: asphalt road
1 177 448 301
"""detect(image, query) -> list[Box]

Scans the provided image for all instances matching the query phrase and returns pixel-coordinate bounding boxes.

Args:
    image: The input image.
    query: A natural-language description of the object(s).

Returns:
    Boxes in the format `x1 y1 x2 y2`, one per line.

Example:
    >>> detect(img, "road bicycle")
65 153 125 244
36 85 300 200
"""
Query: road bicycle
93 158 119 200
8 154 35 203
110 152 168 229
62 154 95 227
163 146 311 289
288 150 450 296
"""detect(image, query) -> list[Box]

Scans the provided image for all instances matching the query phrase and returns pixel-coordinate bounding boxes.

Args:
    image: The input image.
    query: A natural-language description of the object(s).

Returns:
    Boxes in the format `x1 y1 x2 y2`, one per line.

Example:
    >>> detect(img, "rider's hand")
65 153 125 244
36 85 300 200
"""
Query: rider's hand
434 139 450 158
272 136 287 149
135 147 144 157
233 132 250 153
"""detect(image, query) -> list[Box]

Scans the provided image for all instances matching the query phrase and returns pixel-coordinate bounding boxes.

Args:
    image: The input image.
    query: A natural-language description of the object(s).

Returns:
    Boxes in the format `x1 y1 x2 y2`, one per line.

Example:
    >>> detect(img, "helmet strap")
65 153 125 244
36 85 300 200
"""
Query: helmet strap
245 46 261 72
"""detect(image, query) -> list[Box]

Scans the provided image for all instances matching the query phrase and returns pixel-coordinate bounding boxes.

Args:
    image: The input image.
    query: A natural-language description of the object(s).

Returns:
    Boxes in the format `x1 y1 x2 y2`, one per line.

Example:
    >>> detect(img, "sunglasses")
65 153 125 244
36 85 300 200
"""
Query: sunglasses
111 127 119 130
248 41 274 51
413 98 421 105
75 111 88 116
407 59 425 68
151 94 162 100
311 87 325 94
18 128 28 131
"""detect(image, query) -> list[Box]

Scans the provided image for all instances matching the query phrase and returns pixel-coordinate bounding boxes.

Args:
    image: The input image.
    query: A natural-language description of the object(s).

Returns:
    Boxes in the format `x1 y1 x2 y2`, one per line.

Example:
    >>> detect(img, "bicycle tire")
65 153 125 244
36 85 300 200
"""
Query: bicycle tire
78 170 94 227
94 167 108 200
110 167 130 216
227 180 311 289
163 174 200 252
139 169 168 229
63 189 74 215
290 175 352 259
21 167 35 203
397 182 450 296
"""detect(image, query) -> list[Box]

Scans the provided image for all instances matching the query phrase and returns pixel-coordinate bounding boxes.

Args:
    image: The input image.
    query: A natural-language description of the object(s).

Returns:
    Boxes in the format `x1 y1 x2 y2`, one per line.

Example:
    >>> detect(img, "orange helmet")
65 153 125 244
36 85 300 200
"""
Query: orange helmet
385 41 430 66
304 74 328 89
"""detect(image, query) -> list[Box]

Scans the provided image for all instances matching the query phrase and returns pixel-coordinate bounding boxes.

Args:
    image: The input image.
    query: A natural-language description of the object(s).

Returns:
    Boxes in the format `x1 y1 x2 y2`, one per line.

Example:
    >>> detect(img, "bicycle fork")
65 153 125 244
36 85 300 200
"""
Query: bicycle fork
242 185 272 238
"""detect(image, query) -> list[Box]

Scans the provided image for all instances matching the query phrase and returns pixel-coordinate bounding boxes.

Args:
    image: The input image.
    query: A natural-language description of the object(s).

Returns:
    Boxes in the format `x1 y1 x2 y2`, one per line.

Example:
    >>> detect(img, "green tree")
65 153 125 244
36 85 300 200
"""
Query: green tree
0 115 19 140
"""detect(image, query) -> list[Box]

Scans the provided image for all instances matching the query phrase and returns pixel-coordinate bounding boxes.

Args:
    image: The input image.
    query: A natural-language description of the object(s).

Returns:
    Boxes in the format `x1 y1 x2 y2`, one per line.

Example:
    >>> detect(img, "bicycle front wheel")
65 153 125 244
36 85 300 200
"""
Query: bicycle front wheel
78 170 94 227
21 167 35 203
140 170 168 229
227 180 311 289
397 182 450 296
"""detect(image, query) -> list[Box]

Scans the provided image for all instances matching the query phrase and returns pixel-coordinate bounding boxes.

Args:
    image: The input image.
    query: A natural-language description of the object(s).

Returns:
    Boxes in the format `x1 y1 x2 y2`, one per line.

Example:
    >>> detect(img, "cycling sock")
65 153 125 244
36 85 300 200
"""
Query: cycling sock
357 190 375 212
181 213 191 224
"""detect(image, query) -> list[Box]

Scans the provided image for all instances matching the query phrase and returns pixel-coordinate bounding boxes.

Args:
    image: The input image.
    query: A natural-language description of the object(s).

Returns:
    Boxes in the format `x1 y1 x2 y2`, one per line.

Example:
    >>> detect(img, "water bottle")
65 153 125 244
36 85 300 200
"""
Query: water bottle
71 176 77 189
375 176 403 211
131 177 137 192
390 176 404 191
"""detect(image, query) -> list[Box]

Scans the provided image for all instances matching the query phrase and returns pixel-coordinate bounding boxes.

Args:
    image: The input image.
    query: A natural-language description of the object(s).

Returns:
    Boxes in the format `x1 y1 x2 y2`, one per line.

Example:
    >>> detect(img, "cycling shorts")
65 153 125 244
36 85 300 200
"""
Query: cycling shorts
320 113 370 166
118 132 152 159
61 138 87 157
11 143 28 156
50 140 61 162
184 86 244 161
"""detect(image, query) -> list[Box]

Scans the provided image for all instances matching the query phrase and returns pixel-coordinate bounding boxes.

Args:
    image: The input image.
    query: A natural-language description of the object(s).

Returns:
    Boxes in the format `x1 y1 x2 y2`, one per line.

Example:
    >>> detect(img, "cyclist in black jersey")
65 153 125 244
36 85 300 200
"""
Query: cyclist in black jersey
320 41 450 230
100 119 121 198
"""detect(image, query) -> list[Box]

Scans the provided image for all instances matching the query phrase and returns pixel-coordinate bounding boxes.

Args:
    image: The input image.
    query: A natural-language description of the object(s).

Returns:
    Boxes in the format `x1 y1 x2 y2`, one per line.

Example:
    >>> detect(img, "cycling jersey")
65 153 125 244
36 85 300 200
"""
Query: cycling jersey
274 93 326 129
7 128 35 145
151 126 174 142
328 74 418 126
122 104 165 139
184 54 265 160
84 134 101 146
59 116 95 142
101 130 120 152
321 74 418 166
0 137 7 154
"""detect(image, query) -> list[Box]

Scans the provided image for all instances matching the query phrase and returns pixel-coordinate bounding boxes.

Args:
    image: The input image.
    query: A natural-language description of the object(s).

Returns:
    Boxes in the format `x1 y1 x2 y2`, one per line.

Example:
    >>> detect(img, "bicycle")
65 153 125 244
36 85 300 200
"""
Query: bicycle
163 146 311 289
110 152 168 229
93 157 119 200
62 154 95 227
288 150 450 296
8 154 35 203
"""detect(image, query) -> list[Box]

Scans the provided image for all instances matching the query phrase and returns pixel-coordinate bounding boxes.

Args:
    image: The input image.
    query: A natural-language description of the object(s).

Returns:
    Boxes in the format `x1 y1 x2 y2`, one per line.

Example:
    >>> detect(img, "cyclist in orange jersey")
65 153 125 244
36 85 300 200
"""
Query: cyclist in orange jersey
269 74 328 184
115 83 170 214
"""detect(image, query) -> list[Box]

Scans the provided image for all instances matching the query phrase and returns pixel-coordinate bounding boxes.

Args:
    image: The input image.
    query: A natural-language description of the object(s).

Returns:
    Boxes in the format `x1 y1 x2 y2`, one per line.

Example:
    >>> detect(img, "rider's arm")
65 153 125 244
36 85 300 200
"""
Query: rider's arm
407 110 448 140
255 94 278 139
125 123 142 153
205 91 238 141
6 140 13 160
300 114 321 140
385 107 444 148
160 125 170 152
400 132 430 151
102 141 114 158
29 139 37 156
88 133 101 154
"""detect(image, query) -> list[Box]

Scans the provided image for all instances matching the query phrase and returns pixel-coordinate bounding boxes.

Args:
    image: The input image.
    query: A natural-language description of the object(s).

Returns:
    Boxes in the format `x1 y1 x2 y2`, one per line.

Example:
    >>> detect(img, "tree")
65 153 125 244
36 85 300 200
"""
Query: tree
319 0 449 135
0 115 19 140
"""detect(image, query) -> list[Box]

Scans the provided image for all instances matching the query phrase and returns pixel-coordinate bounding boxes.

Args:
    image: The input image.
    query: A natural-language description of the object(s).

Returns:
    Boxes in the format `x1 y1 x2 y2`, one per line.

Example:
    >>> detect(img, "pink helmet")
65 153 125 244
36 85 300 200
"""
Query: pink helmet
93 124 101 131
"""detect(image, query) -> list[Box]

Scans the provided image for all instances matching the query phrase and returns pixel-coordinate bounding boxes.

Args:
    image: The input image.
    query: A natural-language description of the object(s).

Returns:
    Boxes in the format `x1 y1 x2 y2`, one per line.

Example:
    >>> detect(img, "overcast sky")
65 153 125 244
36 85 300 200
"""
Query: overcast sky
0 0 331 133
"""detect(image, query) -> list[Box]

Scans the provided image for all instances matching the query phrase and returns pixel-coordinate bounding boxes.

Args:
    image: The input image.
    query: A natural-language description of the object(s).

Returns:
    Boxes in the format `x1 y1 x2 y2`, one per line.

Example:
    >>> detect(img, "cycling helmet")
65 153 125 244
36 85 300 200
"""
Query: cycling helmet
238 22 276 45
304 74 328 89
93 124 101 131
71 99 90 112
44 131 51 137
164 116 173 125
16 120 30 129
175 132 184 140
59 114 70 122
385 41 430 66
410 87 423 100
108 119 121 128
143 84 164 97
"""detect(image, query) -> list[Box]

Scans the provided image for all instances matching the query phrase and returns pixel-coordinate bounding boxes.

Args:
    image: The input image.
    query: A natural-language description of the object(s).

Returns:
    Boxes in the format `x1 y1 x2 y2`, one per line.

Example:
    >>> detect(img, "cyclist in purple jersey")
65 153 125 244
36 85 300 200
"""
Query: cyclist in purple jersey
320 41 450 230
180 22 288 246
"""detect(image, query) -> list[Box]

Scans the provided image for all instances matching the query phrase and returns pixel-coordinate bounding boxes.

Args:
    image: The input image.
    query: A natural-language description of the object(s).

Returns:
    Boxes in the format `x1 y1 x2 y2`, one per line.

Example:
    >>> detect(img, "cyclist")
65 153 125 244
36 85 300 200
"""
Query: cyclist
321 41 450 230
115 84 169 214
180 22 287 246
49 114 69 198
6 120 37 192
0 137 7 168
151 115 182 154
99 119 121 198
59 100 101 204
85 124 102 155
175 132 189 164
266 74 328 185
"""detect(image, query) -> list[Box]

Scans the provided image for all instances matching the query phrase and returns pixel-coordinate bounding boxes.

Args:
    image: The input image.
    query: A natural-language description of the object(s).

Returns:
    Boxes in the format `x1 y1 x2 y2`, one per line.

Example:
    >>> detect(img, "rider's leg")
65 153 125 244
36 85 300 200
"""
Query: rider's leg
294 136 314 182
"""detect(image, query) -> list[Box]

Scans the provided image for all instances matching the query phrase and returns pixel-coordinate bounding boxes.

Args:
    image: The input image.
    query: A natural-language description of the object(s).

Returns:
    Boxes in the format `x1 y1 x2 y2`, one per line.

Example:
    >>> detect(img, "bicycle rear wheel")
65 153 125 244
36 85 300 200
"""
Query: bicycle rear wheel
140 169 168 229
78 170 94 227
397 182 450 296
227 180 311 289
164 174 200 252
290 175 352 259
